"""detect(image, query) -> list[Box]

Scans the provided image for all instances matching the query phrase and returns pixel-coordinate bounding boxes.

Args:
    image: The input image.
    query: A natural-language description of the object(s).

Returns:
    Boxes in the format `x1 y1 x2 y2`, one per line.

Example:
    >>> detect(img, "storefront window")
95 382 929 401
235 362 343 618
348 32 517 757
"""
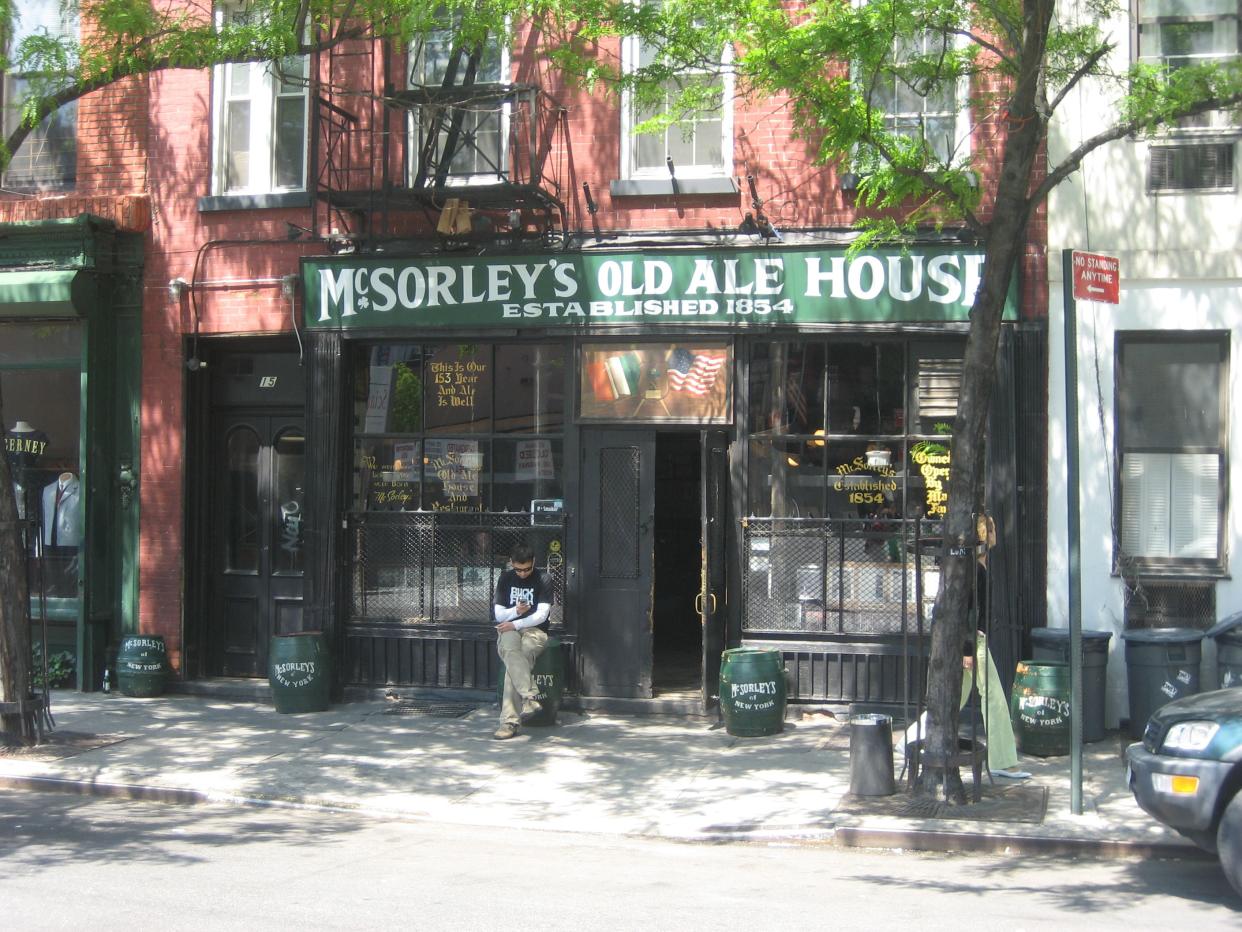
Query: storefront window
1 321 83 609
351 341 566 513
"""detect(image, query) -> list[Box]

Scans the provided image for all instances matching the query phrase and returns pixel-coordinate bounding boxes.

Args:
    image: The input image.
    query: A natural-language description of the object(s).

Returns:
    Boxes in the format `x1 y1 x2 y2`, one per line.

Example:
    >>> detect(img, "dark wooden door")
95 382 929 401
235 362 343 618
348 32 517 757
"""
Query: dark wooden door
700 430 728 708
209 412 306 677
580 429 655 697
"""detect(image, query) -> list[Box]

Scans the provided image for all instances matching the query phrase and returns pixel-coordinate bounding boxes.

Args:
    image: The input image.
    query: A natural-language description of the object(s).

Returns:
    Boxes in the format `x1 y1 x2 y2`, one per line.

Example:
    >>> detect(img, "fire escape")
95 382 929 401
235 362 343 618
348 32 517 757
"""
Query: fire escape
308 29 570 255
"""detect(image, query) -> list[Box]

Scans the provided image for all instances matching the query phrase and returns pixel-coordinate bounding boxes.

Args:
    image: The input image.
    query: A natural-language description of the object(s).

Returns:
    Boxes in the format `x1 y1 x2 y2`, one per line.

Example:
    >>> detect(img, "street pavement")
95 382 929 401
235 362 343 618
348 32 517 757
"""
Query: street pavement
0 689 1203 859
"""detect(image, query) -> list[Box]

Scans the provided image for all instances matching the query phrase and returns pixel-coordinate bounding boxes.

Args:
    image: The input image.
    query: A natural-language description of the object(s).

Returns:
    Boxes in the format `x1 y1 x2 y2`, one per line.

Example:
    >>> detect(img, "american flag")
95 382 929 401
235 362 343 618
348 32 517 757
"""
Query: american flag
667 348 725 395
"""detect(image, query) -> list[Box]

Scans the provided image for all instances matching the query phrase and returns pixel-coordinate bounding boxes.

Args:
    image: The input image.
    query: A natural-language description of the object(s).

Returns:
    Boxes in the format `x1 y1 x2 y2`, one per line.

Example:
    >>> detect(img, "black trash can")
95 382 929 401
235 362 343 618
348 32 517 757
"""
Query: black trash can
1206 612 1242 690
497 636 563 726
1121 627 1203 738
1030 627 1113 743
849 713 896 796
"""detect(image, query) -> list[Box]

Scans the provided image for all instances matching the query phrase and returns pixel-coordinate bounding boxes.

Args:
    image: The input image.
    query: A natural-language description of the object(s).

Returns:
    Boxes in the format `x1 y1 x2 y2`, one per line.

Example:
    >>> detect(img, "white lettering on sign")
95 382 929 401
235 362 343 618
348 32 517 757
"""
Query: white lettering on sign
273 661 318 688
731 680 779 698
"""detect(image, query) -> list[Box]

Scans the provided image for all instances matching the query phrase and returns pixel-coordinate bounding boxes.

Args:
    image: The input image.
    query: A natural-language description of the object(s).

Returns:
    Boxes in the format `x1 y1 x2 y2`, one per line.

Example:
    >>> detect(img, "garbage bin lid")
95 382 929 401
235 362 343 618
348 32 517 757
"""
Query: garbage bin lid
850 713 891 726
1120 626 1204 644
1206 611 1242 640
1030 626 1113 644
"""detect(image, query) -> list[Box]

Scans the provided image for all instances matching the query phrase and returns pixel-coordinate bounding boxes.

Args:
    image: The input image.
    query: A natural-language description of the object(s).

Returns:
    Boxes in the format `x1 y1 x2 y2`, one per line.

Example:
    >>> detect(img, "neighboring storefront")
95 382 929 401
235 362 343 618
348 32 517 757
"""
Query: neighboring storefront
192 240 1035 712
0 217 142 690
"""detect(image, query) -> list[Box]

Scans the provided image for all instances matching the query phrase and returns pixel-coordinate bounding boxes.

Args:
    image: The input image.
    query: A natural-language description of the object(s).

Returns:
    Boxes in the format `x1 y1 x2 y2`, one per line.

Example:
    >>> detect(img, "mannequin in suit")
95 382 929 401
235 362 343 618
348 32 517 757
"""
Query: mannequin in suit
42 472 82 547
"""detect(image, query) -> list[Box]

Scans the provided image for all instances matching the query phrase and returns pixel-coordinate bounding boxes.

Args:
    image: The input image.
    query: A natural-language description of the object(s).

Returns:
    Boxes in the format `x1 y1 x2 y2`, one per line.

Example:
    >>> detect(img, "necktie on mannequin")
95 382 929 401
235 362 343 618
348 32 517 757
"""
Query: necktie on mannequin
51 480 65 547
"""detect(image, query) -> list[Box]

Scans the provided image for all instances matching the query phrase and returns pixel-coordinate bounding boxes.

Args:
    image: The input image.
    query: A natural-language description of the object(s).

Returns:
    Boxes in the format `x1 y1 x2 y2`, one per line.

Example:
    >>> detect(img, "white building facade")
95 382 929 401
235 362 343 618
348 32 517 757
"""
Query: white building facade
1047 0 1242 729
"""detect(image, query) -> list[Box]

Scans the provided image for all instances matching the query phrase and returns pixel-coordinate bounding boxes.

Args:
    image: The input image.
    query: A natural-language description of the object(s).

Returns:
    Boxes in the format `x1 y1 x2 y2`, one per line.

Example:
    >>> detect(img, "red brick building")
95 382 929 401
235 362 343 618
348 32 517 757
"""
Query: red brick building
2 8 1046 710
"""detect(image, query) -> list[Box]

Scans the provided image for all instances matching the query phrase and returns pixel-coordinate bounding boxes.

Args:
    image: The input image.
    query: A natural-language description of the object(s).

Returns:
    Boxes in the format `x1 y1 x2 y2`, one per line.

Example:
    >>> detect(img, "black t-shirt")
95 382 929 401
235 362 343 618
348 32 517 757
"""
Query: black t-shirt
494 568 554 632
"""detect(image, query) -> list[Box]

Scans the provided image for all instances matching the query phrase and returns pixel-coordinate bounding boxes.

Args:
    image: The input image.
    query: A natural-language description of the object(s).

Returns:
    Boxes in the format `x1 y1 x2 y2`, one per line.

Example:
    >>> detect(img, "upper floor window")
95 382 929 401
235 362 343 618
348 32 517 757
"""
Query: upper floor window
862 28 970 166
1117 333 1228 570
408 15 508 185
2 0 78 192
211 4 308 195
1136 0 1240 133
620 1 732 180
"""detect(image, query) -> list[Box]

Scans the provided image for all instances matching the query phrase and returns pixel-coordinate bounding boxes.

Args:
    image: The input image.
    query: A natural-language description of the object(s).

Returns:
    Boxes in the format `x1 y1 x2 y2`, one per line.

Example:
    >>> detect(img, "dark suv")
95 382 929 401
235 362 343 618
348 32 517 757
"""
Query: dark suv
1126 688 1242 897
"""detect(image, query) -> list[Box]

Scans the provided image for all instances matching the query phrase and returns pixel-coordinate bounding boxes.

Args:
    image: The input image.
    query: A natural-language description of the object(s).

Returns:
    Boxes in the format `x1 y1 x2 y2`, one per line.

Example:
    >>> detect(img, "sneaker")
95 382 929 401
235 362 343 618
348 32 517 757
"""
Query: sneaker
493 723 519 740
519 698 543 723
995 767 1032 780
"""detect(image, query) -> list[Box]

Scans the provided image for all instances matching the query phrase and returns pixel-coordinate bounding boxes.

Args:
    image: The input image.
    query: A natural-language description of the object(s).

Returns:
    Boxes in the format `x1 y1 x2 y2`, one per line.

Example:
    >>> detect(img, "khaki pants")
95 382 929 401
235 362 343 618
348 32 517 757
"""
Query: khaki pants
498 628 548 726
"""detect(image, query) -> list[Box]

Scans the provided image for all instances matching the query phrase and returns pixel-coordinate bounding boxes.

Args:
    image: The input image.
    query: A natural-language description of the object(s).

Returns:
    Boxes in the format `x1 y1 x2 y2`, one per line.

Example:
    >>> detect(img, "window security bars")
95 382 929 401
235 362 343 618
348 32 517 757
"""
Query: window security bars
742 517 942 637
347 511 565 627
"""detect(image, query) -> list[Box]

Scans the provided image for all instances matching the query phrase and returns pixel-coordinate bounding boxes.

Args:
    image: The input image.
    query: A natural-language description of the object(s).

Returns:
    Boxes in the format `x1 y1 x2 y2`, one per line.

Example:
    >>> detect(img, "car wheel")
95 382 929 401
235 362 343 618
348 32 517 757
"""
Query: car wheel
1218 790 1242 898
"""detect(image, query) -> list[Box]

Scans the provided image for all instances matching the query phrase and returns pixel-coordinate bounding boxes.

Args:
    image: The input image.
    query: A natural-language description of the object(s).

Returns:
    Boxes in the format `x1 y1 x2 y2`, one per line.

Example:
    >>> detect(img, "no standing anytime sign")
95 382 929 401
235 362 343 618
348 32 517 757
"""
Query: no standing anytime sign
1071 251 1120 304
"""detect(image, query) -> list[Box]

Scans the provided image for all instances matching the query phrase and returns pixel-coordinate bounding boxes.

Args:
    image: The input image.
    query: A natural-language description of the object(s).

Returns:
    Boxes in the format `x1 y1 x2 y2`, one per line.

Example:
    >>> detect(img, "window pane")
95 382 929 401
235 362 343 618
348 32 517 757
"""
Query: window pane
2 76 76 191
354 438 421 511
225 100 251 189
0 321 82 365
826 342 905 435
225 427 261 572
274 96 305 188
493 343 566 432
355 345 423 434
2 359 83 601
1119 341 1222 447
272 429 306 573
493 439 563 511
425 344 493 433
423 439 488 511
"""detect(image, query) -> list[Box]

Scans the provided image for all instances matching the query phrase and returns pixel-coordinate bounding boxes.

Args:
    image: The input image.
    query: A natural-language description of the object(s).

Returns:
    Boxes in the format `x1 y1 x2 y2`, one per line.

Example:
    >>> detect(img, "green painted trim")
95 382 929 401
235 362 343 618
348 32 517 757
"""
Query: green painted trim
0 269 96 317
302 245 1017 331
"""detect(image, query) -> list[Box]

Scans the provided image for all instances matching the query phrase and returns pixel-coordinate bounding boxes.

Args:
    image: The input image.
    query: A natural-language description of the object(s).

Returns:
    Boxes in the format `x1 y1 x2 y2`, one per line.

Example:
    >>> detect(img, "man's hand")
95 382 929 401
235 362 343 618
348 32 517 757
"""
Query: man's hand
515 600 531 615
496 621 516 634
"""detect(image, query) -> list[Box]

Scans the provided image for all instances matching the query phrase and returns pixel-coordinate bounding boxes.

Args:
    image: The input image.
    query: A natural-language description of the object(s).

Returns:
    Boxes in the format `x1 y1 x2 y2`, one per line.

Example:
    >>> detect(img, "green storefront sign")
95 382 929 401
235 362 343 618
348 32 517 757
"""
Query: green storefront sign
302 246 1016 330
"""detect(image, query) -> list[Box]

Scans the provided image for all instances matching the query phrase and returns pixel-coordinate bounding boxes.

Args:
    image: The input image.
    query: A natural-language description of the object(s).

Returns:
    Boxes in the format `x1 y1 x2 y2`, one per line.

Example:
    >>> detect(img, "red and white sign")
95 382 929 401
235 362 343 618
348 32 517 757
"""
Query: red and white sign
1072 251 1121 304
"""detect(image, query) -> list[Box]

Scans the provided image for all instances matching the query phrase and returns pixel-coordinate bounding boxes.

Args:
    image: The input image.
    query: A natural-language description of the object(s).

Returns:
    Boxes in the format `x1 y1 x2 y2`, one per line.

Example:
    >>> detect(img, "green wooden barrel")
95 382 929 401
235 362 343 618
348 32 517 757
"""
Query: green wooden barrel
497 636 563 726
116 635 168 698
270 632 331 714
1010 660 1071 757
719 648 787 737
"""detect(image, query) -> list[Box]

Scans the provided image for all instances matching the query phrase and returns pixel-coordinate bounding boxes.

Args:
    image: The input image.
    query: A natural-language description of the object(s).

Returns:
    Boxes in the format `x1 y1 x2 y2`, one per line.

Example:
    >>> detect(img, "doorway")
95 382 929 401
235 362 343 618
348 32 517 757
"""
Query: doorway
207 411 306 677
578 427 728 706
652 433 701 697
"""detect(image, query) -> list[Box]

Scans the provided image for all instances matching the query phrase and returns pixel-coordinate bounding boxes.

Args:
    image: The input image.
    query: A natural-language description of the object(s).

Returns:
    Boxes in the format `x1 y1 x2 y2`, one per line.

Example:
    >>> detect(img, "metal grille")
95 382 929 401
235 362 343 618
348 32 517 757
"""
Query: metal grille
742 517 941 636
382 700 478 718
599 446 640 579
1124 578 1215 631
347 511 565 625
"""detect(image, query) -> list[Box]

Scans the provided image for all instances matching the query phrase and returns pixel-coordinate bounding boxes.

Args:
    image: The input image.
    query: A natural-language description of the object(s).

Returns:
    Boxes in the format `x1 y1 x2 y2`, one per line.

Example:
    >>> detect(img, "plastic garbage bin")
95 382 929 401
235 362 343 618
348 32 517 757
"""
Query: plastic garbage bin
1030 627 1113 742
849 714 896 796
1121 627 1204 739
1206 612 1242 689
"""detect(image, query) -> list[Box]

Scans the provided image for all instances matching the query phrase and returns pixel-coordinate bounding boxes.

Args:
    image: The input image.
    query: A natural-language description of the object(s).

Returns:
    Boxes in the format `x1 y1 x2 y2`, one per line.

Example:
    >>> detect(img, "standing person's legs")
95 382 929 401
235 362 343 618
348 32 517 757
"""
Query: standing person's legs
498 628 548 728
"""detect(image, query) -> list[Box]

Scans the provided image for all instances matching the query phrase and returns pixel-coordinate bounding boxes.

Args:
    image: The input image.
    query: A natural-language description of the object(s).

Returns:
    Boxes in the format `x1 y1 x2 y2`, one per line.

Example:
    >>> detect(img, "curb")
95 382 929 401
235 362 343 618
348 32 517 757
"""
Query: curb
1 771 1210 859
833 825 1214 860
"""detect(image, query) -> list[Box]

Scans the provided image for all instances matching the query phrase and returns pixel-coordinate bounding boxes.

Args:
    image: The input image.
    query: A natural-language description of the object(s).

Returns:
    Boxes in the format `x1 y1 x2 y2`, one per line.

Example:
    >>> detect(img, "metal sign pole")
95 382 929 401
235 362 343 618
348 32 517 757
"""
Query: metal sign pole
1062 249 1084 815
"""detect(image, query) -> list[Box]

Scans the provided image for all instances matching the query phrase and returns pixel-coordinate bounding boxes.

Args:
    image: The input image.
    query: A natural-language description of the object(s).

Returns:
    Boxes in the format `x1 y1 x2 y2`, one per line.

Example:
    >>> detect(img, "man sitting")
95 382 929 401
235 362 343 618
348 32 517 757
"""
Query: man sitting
492 544 554 740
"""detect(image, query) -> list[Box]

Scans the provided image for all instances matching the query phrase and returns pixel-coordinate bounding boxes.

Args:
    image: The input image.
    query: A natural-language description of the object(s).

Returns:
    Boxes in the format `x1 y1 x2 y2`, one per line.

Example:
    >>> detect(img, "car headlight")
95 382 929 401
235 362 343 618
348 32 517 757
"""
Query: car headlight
1162 721 1220 752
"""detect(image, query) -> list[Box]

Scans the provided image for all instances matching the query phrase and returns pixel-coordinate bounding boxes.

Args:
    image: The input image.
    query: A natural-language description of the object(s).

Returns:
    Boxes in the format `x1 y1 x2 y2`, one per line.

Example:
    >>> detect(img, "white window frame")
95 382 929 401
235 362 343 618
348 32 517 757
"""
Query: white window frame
856 22 972 168
1116 332 1228 570
2 0 79 192
407 16 510 187
1135 0 1240 135
209 4 309 196
619 9 733 181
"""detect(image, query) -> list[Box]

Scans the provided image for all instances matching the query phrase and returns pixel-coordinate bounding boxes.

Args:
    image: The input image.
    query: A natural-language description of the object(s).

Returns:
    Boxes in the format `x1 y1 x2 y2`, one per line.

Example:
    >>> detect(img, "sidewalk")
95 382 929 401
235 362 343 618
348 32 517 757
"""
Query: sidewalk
0 690 1204 858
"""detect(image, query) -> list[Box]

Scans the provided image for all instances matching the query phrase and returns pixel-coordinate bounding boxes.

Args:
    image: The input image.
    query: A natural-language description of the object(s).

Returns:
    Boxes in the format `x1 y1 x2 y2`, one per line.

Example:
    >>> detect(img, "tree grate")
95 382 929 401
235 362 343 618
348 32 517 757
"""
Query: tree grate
382 700 478 719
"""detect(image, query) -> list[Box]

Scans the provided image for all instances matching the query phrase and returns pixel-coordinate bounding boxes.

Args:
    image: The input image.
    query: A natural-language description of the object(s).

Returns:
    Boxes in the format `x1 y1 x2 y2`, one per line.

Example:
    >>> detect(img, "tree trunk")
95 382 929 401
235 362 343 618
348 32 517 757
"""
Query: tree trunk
915 0 1054 800
0 381 35 744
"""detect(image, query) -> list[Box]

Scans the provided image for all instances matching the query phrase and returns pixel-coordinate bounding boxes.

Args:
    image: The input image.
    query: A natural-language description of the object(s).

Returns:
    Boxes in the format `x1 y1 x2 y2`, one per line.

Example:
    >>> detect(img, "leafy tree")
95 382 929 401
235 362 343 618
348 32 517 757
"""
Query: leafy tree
555 0 1241 800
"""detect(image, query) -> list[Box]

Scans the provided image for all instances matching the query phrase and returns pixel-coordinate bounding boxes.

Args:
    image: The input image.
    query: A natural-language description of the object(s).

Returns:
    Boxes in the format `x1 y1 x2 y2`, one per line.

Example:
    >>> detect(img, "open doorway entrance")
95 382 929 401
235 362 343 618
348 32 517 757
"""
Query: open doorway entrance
653 433 702 697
